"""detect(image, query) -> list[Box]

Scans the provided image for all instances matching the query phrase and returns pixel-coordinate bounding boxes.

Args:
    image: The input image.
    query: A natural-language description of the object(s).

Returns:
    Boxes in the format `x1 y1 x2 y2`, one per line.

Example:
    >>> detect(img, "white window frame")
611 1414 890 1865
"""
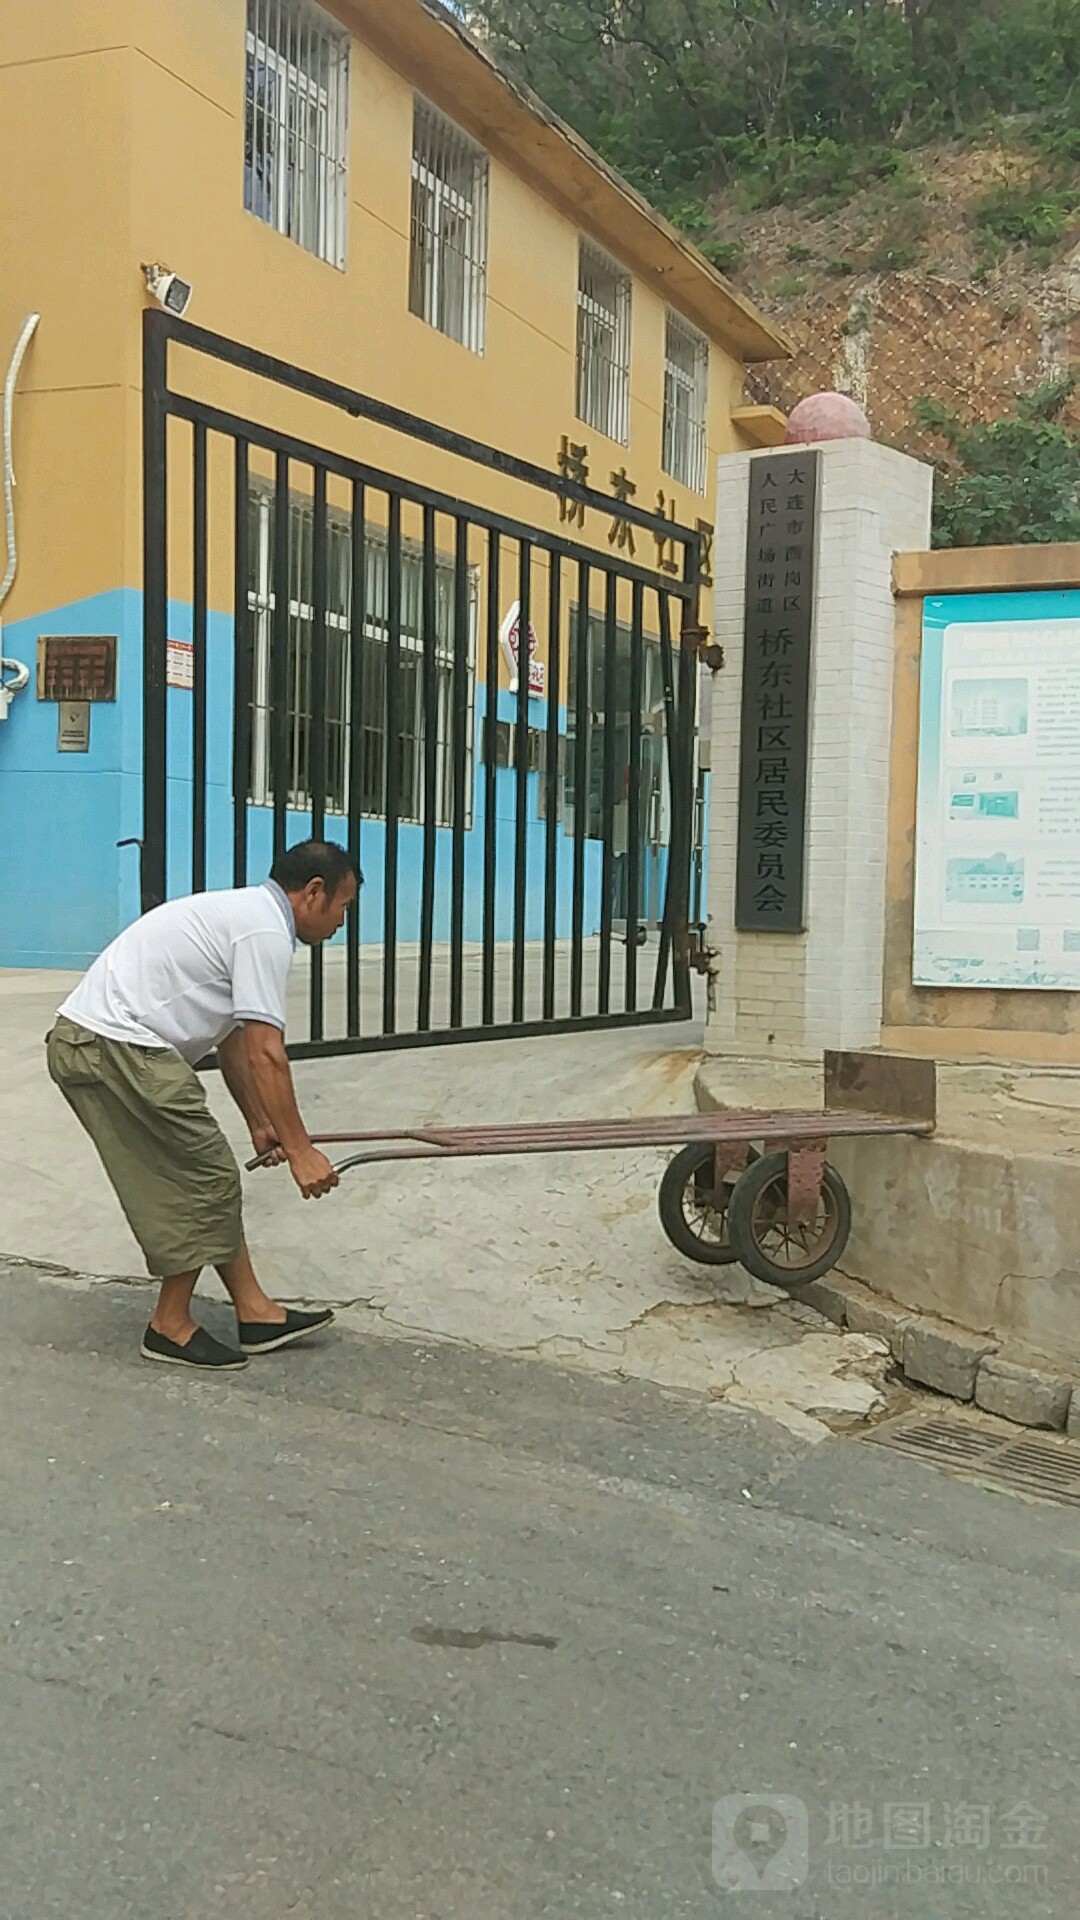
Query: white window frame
247 486 476 827
244 0 350 268
409 99 489 354
662 311 709 495
576 240 631 445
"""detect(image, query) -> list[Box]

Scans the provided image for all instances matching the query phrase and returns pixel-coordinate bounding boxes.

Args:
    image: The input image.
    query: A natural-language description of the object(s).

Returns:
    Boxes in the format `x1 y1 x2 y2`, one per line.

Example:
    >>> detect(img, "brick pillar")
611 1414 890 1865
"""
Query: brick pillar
705 437 933 1066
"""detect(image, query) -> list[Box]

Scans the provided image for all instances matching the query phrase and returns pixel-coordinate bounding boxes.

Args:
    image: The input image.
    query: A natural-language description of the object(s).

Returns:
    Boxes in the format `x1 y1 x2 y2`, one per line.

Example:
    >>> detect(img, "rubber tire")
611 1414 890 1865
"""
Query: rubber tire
657 1141 747 1267
726 1150 852 1290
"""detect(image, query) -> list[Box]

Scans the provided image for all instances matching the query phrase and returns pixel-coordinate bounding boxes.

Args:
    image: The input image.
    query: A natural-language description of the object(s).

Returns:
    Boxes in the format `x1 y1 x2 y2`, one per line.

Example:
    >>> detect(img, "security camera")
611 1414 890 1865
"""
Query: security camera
142 263 193 317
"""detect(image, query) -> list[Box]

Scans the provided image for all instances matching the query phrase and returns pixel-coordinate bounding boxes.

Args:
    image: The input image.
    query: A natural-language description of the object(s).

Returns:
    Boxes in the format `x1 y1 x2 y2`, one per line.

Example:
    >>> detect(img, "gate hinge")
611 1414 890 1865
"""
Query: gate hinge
676 922 714 975
681 618 724 672
689 923 714 975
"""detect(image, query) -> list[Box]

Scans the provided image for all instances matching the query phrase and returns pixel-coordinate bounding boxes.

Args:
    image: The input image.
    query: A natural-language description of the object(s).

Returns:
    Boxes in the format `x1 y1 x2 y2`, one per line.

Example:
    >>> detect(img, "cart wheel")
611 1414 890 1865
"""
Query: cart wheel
726 1151 851 1290
657 1143 758 1267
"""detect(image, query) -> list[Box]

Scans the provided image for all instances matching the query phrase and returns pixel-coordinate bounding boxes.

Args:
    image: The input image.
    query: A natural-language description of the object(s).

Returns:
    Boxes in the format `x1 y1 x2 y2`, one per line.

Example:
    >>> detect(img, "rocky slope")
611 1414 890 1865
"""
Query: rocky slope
722 144 1080 452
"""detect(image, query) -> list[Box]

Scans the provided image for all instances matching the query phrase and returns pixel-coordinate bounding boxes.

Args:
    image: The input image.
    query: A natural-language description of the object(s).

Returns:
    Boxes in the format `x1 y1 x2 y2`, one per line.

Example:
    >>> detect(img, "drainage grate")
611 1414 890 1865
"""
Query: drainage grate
867 1412 1080 1509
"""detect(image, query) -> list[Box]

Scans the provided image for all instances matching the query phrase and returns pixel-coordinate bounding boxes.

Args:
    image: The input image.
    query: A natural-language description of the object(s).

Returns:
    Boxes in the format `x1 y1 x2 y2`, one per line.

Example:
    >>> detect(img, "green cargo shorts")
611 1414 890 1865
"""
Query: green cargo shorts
46 1016 244 1278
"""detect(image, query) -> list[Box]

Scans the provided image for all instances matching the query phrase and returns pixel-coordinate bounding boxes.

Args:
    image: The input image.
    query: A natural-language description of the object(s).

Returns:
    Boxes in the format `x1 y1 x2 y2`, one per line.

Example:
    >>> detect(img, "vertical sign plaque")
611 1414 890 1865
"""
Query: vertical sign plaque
735 449 820 930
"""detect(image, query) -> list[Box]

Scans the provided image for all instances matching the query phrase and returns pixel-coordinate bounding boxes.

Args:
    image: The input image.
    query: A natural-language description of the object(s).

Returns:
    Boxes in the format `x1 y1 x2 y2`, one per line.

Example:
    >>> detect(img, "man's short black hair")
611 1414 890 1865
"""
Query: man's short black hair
270 840 362 896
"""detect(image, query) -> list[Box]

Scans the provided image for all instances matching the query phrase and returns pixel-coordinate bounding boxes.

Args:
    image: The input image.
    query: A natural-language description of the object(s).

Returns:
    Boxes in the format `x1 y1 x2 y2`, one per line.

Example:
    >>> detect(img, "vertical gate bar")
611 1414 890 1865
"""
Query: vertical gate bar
542 553 562 1020
191 420 208 894
671 587 698 1019
308 465 328 1042
511 539 531 1024
481 531 500 1026
449 515 470 1029
417 504 438 1032
652 589 679 1010
382 492 402 1036
141 311 169 912
692 779 704 926
232 438 253 888
624 579 644 1011
569 562 590 1018
310 469 329 841
345 479 366 1037
597 569 617 1016
271 450 290 863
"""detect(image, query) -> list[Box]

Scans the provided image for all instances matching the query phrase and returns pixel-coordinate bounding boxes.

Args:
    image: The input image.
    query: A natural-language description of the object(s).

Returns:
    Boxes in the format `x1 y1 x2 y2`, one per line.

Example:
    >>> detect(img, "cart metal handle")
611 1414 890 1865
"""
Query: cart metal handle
244 1129 456 1173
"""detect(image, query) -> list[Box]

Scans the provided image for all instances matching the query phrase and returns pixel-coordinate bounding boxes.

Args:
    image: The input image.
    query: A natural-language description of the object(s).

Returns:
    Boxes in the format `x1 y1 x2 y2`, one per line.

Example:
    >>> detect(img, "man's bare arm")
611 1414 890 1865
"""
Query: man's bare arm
217 1027 268 1132
217 1027 286 1166
242 1022 338 1199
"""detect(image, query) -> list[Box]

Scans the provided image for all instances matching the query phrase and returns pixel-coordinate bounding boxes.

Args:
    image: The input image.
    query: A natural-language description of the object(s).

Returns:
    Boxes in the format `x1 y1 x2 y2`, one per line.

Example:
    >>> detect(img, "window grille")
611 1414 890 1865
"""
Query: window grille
576 241 631 444
565 612 667 843
409 99 489 353
247 486 475 826
244 0 349 268
663 311 708 494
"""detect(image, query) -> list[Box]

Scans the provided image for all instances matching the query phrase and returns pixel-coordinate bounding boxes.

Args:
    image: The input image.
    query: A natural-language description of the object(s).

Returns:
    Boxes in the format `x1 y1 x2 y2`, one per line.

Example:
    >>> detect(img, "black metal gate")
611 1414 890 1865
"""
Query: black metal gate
142 310 706 1057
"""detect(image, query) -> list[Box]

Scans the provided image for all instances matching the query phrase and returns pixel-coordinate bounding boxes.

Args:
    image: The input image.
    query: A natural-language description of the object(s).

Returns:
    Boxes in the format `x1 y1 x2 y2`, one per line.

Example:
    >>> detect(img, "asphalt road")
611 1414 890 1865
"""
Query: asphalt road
3 1263 1078 1919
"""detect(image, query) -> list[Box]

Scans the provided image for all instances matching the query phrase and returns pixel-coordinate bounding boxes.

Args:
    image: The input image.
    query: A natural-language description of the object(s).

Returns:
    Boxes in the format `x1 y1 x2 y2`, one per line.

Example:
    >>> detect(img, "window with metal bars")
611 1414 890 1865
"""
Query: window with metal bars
565 612 668 843
576 241 631 444
247 487 475 826
662 312 709 494
244 0 349 268
409 99 489 353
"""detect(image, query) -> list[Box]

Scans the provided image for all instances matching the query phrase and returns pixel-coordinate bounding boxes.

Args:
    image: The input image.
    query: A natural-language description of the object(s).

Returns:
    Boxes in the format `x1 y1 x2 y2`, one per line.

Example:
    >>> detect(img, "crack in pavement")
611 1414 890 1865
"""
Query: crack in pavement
189 1719 360 1775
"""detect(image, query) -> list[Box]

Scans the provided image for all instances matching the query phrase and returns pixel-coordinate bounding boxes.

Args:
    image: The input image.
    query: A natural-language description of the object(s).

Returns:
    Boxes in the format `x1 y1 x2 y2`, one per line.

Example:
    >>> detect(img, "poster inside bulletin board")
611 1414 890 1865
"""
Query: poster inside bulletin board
913 589 1080 989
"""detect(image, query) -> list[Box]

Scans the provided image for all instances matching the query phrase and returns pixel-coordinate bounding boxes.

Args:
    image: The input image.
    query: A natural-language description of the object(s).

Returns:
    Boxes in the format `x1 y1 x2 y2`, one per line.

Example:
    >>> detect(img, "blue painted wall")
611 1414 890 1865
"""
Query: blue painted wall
0 590 144 968
0 591 623 968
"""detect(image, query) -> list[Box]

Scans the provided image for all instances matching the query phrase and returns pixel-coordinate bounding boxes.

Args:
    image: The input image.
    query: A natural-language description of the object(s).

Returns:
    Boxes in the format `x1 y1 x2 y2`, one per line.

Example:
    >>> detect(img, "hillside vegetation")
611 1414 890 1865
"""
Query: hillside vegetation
473 0 1080 544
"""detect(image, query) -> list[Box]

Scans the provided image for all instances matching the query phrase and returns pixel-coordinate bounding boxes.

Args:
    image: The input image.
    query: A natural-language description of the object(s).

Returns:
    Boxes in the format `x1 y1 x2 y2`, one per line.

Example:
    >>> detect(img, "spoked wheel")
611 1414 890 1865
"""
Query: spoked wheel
727 1150 851 1290
657 1143 758 1267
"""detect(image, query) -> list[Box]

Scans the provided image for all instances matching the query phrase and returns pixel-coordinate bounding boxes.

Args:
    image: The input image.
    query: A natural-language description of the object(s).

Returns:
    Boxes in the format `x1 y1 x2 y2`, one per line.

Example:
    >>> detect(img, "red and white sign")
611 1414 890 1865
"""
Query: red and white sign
166 639 195 690
499 602 545 698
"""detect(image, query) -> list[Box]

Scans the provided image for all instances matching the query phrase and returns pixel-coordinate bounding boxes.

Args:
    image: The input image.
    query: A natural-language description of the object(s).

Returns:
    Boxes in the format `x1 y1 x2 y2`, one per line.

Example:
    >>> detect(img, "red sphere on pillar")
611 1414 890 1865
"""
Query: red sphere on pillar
785 391 871 445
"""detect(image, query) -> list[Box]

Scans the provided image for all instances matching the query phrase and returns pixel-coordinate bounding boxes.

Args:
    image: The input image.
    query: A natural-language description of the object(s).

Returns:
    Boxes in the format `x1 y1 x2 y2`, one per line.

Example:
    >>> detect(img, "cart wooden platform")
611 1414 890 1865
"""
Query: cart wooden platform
250 1055 936 1290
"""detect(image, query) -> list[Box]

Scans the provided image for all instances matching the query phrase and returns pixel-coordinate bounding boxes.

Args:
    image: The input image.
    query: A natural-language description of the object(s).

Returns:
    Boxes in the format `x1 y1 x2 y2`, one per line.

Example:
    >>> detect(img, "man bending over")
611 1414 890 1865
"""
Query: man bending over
46 840 359 1372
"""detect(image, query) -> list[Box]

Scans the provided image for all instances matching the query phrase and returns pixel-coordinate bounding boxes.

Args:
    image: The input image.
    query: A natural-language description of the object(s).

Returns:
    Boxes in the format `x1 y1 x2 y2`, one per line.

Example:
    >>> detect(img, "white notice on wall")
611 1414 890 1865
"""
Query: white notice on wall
166 640 195 690
913 612 1080 989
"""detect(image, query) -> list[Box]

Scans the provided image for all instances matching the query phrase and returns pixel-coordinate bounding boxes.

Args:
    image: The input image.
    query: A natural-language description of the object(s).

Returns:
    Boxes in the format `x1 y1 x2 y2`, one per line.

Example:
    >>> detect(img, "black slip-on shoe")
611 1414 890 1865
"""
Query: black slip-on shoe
237 1307 336 1355
141 1325 249 1370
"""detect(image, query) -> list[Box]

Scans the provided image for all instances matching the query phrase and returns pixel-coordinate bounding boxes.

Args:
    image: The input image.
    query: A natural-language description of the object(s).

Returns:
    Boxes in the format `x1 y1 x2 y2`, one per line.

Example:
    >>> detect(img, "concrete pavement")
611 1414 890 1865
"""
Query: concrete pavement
3 1263 1078 1919
3 964 892 1439
6 963 1080 1916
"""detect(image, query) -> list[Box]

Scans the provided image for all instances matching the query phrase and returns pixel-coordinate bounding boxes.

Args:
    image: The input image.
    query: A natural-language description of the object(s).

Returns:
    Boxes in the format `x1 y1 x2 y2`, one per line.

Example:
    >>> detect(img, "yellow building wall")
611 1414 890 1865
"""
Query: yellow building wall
2 0 756 648
0 4 137 619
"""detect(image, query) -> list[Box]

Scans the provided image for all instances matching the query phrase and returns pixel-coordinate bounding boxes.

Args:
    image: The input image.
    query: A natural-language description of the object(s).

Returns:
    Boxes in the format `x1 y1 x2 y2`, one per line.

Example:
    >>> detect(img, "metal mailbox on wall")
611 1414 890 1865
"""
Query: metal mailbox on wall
734 450 820 931
36 635 118 756
37 635 117 704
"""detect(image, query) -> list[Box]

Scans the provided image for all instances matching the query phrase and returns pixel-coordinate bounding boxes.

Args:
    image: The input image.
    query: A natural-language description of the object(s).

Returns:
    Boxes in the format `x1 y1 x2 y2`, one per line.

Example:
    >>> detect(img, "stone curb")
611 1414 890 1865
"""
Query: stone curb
798 1272 1076 1433
975 1355 1072 1432
902 1320 996 1404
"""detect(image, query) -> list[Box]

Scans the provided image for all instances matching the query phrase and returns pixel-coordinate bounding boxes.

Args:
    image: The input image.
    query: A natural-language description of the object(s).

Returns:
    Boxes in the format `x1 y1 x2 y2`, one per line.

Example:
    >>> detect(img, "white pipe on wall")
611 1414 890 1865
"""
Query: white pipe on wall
0 312 41 721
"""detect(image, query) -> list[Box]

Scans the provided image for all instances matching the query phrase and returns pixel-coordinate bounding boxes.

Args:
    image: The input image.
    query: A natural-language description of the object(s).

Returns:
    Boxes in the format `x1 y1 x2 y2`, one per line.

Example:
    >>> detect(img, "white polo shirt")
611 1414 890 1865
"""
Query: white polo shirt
59 882 297 1065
